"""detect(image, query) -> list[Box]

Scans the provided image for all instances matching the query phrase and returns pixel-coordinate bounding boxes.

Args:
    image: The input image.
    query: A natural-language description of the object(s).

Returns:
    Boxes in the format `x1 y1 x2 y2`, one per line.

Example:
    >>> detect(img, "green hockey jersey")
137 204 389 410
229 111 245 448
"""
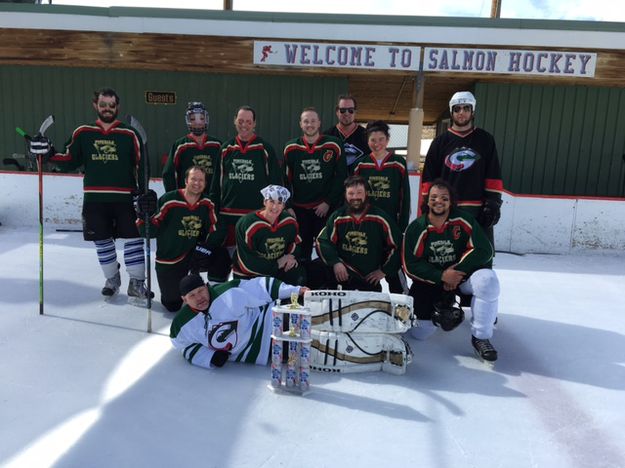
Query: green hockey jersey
402 208 493 285
316 204 401 278
233 210 302 278
353 152 411 231
162 134 222 194
50 119 144 202
210 135 282 225
137 189 225 271
283 135 346 209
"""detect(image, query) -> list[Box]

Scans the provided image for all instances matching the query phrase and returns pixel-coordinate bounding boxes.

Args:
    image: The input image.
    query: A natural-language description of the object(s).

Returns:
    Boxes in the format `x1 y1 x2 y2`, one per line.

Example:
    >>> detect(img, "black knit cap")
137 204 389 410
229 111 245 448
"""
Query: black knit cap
179 274 206 296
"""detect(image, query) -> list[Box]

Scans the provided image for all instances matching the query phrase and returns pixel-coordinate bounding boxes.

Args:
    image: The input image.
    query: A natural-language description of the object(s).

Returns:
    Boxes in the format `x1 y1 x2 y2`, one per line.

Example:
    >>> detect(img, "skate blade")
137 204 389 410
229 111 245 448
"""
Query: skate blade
103 291 120 302
127 296 149 308
267 383 311 396
473 349 497 367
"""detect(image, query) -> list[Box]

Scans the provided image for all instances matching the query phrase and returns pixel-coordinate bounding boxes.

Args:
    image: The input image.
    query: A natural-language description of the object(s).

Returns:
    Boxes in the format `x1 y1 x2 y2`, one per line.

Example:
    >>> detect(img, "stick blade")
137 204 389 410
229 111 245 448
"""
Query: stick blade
38 115 55 136
126 114 147 145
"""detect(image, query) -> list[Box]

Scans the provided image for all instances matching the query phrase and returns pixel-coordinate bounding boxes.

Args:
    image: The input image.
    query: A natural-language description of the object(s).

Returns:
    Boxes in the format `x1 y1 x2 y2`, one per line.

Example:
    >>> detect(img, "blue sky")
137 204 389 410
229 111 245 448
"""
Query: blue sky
51 0 625 22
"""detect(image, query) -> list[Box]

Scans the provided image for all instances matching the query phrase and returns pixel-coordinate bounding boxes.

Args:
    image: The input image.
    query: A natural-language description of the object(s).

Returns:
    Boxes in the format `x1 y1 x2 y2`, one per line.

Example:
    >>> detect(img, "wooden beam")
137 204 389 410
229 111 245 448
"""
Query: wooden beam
491 0 502 18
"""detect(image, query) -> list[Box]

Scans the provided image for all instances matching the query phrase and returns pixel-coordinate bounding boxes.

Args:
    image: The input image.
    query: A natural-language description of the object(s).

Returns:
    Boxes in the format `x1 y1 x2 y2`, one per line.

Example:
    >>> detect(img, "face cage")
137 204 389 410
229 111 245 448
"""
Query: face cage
186 110 209 135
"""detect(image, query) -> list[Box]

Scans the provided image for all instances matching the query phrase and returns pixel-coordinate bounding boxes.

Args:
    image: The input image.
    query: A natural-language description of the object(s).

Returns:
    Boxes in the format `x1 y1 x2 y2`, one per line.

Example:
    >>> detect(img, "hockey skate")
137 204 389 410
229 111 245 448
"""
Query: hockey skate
127 278 154 307
101 271 121 298
471 336 498 364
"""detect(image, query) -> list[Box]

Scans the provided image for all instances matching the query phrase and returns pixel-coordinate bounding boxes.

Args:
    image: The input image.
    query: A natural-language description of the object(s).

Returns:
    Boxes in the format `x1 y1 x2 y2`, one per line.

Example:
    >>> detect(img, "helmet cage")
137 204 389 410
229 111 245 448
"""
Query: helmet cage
185 102 209 135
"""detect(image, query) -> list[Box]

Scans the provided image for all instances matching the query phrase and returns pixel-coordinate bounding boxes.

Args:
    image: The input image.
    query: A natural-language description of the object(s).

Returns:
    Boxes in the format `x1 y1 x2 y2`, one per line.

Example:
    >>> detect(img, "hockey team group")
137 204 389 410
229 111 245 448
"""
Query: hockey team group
27 88 504 376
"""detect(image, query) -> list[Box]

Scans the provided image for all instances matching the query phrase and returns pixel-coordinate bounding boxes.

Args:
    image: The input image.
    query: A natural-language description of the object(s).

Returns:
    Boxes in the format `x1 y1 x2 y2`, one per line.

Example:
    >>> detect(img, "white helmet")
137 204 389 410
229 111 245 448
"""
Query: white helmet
449 91 476 114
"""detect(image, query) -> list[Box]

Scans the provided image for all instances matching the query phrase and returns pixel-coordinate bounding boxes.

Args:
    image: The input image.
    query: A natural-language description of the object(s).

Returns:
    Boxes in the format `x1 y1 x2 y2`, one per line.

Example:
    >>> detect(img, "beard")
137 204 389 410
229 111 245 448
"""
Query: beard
429 205 449 217
347 198 367 214
451 113 473 128
98 108 118 124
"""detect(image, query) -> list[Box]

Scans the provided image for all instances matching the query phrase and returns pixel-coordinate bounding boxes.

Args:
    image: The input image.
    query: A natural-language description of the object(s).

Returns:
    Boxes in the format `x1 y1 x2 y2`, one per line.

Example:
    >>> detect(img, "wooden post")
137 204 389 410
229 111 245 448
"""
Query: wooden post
491 0 502 18
406 72 424 172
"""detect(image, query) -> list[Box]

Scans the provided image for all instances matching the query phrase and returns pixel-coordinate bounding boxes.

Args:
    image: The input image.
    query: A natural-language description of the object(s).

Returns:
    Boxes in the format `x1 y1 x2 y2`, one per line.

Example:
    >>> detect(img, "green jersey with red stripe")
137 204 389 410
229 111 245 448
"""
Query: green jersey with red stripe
353 152 411 231
316 204 401 278
50 119 144 203
137 189 224 272
162 133 222 194
233 210 301 278
402 208 493 285
210 135 282 225
283 135 346 209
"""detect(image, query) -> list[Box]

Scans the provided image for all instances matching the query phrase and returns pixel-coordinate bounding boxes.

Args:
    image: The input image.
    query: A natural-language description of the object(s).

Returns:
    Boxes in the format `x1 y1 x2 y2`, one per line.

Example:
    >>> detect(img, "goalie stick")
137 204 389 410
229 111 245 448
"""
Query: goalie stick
16 116 55 315
127 115 153 333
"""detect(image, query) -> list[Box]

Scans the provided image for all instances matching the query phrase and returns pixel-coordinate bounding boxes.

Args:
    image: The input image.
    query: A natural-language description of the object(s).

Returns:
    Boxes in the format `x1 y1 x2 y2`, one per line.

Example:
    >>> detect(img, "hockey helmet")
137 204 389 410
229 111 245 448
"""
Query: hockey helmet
449 91 476 114
431 297 465 332
185 101 209 135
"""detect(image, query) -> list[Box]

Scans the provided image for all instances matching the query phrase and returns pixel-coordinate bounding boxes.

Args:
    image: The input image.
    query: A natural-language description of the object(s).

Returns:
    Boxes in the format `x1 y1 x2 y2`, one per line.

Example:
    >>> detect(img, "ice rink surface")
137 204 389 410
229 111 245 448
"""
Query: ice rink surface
1 227 624 468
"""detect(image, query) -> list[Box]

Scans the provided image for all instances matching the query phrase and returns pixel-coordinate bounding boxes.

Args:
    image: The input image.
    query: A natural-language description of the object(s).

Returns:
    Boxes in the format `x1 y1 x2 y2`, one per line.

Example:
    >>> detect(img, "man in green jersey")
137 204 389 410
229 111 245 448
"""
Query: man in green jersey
136 166 229 312
316 175 401 292
402 179 500 362
31 88 150 301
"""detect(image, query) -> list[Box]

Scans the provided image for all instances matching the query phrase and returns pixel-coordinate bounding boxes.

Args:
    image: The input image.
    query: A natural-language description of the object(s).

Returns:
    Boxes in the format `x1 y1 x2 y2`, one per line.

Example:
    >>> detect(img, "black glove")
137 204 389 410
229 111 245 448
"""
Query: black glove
477 198 502 228
29 135 52 155
27 135 52 165
135 189 158 217
189 242 213 274
210 350 230 368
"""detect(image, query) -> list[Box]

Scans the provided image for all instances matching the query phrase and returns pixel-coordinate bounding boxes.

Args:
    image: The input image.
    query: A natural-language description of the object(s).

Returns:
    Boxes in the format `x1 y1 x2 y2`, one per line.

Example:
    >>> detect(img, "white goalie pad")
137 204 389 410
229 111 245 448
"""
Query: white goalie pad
310 330 413 375
304 290 414 334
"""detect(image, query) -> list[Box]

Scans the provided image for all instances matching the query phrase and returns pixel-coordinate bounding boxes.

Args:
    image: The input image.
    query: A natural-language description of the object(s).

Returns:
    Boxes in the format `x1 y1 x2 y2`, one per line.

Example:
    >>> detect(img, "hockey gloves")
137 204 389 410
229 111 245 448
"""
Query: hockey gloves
135 189 158 217
210 350 230 368
27 135 52 165
477 197 502 228
189 242 212 274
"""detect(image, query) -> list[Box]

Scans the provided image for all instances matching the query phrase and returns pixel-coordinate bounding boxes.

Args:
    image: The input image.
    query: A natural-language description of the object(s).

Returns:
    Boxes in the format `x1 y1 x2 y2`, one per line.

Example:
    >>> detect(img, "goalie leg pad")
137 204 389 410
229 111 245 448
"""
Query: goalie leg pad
305 290 414 333
310 330 413 375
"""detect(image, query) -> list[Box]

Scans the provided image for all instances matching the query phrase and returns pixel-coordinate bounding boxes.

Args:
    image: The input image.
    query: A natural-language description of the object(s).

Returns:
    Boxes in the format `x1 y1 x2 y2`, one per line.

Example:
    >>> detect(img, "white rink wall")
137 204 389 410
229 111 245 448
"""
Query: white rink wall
2 171 624 254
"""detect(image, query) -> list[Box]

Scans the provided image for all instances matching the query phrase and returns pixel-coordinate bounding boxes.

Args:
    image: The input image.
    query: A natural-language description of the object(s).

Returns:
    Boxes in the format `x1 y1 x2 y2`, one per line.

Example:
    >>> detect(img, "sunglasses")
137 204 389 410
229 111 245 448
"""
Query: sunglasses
338 107 355 114
452 105 472 113
97 102 118 109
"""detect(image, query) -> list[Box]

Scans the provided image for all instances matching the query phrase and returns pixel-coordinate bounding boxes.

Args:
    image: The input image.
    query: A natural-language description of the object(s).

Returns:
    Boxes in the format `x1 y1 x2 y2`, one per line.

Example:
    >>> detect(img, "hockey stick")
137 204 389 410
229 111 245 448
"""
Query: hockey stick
17 116 55 315
127 114 152 333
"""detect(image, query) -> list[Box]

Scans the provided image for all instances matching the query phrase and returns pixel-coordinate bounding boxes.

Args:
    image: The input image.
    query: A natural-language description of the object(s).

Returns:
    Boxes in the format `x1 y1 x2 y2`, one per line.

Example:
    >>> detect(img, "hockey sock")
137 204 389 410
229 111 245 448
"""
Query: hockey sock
123 238 145 280
94 239 119 279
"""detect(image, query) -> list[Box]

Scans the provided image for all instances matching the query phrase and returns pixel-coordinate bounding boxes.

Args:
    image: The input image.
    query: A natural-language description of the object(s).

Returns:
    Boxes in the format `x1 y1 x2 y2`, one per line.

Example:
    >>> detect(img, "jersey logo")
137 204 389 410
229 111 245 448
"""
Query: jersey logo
208 320 238 351
343 231 368 255
263 237 286 260
428 240 457 265
300 159 322 181
323 150 334 162
192 154 213 174
230 158 255 181
368 176 391 199
178 215 202 238
444 147 480 172
344 143 365 166
91 139 119 163
452 225 461 240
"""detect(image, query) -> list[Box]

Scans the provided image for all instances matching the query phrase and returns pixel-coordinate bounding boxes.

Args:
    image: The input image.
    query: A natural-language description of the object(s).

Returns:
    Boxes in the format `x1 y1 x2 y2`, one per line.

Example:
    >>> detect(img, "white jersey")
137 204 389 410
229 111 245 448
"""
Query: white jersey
170 277 301 369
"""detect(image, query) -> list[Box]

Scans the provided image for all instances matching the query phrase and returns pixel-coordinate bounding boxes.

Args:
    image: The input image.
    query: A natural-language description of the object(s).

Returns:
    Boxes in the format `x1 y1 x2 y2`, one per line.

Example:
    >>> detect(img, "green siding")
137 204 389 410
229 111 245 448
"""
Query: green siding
475 82 625 197
0 65 347 176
